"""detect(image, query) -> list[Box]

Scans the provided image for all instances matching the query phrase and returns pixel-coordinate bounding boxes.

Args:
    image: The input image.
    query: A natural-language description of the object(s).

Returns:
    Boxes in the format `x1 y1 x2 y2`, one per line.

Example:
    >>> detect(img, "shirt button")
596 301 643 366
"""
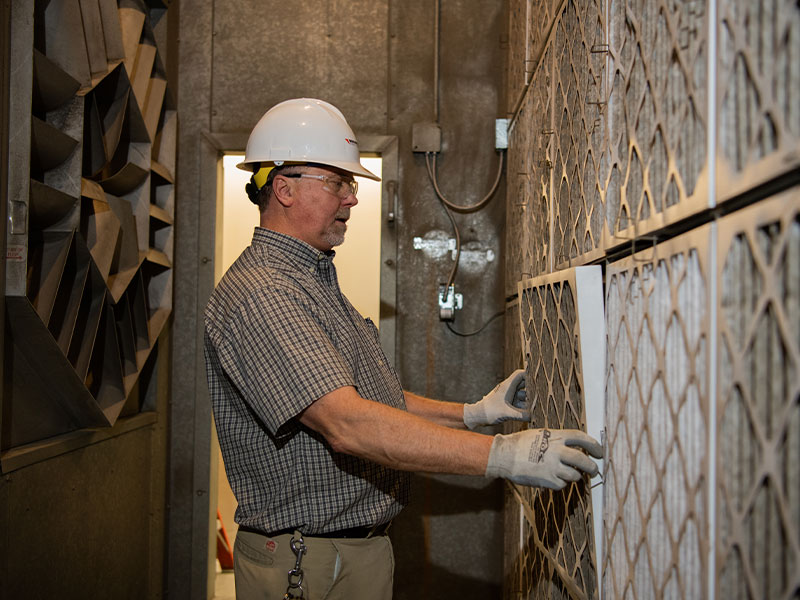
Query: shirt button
309 266 315 273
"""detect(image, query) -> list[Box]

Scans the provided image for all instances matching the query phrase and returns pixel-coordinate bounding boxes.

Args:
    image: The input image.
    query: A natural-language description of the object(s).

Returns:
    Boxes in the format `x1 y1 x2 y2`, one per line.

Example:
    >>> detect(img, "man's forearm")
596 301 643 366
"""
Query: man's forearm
300 386 491 475
403 390 466 429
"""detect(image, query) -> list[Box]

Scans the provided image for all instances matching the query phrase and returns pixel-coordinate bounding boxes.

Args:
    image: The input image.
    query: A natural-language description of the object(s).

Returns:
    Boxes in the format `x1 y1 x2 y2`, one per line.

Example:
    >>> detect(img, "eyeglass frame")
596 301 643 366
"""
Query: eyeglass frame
280 173 358 198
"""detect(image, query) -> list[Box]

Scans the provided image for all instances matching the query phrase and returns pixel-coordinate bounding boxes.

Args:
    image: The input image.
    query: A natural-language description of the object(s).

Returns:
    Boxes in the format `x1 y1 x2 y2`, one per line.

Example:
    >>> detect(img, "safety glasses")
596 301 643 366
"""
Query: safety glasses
281 173 358 198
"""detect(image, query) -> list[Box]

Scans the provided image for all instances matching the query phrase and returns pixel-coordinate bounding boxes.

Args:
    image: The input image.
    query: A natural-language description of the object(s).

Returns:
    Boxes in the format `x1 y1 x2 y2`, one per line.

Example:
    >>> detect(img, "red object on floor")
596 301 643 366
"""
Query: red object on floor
216 509 234 570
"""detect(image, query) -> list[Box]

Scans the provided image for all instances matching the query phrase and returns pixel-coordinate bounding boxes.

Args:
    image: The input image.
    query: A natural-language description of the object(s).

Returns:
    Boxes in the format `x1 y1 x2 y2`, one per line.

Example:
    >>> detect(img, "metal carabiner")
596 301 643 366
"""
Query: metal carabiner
284 535 307 599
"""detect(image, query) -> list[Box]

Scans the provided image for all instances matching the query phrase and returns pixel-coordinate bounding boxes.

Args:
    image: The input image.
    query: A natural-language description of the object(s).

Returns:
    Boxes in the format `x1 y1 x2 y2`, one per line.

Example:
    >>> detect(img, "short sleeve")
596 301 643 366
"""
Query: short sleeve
213 285 355 435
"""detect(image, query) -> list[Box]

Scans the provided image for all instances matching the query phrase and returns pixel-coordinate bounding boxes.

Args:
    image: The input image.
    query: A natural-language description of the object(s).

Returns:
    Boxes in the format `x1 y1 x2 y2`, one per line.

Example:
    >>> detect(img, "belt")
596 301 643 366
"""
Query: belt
246 521 392 539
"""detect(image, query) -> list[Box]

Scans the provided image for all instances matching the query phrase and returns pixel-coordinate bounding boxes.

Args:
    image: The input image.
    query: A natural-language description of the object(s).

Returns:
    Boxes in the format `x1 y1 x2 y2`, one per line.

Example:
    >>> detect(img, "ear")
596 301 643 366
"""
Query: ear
271 175 295 207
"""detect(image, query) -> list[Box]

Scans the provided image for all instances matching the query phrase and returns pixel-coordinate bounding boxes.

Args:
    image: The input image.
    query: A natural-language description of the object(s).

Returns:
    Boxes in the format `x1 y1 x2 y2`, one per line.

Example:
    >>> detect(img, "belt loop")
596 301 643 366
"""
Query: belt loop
368 520 392 538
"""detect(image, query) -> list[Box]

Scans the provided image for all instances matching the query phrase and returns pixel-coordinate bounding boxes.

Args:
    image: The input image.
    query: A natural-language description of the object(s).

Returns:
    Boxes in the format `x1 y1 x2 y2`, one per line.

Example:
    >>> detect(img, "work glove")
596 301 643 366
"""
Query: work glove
485 428 603 490
463 369 530 429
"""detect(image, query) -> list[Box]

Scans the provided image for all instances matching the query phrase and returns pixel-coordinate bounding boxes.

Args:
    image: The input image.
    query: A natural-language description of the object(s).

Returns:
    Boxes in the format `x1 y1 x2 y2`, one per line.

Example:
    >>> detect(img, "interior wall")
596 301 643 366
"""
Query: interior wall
0 328 171 599
175 0 508 598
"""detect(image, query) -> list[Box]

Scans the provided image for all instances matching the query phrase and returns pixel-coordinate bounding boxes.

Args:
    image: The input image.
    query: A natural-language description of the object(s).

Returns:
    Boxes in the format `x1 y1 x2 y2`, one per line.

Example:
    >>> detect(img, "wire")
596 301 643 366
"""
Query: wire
424 151 505 301
445 310 505 337
425 152 461 298
425 151 505 213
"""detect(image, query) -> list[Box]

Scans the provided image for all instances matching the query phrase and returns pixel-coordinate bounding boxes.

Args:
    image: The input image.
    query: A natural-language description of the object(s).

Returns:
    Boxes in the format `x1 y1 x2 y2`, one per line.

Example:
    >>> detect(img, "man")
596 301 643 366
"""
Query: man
204 98 602 599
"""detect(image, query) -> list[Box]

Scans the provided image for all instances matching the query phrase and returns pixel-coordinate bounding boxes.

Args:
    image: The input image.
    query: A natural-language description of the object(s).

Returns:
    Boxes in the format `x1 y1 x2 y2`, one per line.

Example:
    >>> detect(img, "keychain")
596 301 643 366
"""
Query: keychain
284 535 307 599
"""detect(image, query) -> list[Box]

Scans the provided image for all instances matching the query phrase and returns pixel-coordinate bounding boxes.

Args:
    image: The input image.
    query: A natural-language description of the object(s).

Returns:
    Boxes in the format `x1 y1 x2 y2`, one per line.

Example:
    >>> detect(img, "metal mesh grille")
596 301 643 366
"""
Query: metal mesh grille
605 0 709 244
551 0 607 267
510 483 596 599
506 95 533 296
526 44 554 280
504 1 800 598
503 300 525 599
604 229 711 599
505 300 524 376
529 0 559 68
505 44 554 295
717 0 800 199
716 189 800 600
507 0 530 113
513 272 598 599
516 0 712 269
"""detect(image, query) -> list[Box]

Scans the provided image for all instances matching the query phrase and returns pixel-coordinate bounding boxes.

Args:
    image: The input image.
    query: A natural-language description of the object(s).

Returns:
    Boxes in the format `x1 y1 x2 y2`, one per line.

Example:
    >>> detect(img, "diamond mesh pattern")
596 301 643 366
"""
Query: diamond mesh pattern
505 300 524 376
507 0 530 114
551 0 608 267
604 229 711 599
503 299 525 599
513 272 599 599
716 189 800 600
506 96 532 297
526 45 554 280
504 2 800 598
505 44 553 296
529 0 559 67
604 0 709 244
718 0 800 200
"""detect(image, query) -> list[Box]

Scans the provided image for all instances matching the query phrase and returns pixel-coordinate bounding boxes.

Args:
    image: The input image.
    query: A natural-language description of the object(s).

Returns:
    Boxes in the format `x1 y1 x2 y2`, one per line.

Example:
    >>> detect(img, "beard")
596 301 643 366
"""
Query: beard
322 208 350 248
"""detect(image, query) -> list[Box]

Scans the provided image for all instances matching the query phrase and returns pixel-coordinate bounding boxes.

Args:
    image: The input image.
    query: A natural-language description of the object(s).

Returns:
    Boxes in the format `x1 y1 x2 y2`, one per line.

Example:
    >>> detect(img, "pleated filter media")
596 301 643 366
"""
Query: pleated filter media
502 0 800 598
506 268 604 600
715 191 800 600
505 40 553 296
509 193 799 600
717 0 800 201
605 229 711 599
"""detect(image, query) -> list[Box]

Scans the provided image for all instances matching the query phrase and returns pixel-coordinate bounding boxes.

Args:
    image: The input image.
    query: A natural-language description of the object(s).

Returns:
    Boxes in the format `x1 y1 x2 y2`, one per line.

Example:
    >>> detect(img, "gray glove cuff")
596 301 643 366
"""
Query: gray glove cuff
463 402 488 430
484 434 512 478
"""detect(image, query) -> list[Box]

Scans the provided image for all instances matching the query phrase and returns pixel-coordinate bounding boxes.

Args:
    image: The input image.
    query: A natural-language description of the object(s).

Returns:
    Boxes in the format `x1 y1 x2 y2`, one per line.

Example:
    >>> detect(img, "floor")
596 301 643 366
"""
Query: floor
213 570 236 600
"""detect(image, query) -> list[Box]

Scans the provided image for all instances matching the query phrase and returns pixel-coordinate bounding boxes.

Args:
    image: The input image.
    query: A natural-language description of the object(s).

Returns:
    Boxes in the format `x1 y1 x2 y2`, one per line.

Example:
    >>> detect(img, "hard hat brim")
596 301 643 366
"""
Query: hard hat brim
236 158 381 182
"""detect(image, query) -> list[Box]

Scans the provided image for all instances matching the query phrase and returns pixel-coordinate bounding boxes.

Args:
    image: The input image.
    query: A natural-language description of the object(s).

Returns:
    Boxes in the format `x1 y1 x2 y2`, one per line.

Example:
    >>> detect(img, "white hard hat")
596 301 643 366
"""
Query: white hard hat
238 98 380 181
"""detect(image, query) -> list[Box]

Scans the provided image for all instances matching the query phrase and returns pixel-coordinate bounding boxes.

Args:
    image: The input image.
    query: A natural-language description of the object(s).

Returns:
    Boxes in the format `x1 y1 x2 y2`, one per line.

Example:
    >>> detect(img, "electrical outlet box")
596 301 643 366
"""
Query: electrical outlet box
495 118 509 150
412 122 442 153
438 284 463 321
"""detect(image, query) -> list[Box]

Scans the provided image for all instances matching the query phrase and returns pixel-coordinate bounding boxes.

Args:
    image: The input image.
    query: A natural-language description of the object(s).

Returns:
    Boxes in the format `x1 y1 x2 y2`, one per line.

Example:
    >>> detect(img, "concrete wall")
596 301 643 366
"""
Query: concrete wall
175 0 509 597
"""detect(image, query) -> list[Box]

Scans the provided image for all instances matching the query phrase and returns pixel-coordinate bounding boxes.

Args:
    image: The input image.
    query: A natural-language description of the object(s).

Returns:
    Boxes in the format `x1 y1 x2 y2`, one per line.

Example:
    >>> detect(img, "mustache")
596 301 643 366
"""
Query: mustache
335 209 350 220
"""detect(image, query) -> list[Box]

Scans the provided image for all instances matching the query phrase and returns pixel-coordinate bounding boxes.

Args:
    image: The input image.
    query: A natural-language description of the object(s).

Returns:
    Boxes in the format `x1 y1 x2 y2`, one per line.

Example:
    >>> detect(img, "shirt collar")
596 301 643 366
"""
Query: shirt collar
251 227 336 272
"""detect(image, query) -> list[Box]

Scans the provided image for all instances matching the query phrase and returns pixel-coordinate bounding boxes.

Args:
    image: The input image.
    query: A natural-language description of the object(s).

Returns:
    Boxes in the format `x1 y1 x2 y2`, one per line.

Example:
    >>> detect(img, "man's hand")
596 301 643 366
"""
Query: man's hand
463 369 530 429
485 428 603 489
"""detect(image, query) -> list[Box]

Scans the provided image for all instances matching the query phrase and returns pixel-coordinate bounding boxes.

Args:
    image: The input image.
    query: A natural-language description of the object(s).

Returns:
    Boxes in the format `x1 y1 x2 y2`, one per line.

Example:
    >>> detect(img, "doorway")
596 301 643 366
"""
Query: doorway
211 152 388 578
216 155 384 318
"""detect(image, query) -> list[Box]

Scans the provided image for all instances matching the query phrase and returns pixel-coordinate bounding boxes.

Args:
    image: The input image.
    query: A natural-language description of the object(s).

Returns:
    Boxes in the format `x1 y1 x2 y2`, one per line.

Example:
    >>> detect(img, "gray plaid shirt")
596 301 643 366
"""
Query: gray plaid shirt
204 228 409 535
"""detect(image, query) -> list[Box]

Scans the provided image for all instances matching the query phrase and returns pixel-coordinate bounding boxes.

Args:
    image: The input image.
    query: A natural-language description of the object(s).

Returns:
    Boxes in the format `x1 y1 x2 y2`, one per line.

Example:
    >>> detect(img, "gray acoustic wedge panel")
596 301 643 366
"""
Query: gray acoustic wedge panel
3 0 174 452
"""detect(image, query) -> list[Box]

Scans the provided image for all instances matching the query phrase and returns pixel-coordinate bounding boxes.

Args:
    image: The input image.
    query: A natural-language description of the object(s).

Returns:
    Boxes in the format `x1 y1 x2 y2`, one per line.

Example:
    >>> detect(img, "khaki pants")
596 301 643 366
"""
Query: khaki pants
234 528 394 600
